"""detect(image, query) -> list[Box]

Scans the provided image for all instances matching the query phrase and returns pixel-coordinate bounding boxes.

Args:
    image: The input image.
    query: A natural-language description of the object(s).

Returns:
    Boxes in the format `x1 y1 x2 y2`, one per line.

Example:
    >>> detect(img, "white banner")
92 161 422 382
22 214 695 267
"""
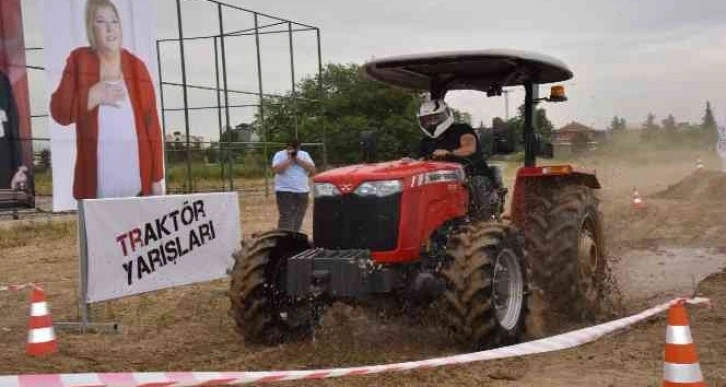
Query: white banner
81 192 240 303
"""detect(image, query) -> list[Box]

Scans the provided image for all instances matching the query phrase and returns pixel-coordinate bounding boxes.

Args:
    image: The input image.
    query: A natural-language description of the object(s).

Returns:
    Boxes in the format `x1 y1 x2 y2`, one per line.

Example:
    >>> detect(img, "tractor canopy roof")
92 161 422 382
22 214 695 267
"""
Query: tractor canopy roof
361 49 573 96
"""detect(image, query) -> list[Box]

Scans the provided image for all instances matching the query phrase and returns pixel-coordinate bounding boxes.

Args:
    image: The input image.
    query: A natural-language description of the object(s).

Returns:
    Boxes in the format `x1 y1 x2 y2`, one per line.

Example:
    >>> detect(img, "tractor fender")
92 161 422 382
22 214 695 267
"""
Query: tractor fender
509 166 600 226
514 165 600 189
551 171 601 189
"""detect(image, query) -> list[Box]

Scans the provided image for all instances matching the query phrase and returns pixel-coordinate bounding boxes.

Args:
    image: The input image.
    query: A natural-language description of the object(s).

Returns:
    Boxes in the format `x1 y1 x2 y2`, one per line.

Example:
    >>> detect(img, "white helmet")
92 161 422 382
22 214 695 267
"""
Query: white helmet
417 99 454 138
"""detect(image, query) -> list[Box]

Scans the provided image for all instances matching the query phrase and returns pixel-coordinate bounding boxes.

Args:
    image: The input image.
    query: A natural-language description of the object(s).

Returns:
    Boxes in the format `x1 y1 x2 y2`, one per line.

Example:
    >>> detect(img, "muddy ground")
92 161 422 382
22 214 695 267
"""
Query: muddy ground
1 149 726 386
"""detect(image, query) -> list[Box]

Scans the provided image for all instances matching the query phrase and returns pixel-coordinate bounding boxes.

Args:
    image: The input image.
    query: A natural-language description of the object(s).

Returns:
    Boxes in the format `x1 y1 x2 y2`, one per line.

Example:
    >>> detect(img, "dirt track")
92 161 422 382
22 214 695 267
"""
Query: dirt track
1 150 726 386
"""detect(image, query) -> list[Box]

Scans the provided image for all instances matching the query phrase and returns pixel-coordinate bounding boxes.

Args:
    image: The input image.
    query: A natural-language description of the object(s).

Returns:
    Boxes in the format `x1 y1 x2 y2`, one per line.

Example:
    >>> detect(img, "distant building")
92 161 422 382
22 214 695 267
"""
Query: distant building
165 131 209 149
552 121 604 153
233 123 260 143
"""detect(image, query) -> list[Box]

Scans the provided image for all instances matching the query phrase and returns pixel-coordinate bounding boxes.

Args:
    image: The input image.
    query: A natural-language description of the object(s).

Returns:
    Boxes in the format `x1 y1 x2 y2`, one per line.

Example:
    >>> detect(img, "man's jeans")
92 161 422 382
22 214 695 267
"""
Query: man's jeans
276 191 309 232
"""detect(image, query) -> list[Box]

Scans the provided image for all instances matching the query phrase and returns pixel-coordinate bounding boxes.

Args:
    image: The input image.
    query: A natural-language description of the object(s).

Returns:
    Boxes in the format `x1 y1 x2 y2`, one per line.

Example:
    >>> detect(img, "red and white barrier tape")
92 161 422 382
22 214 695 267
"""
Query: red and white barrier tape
0 283 38 292
0 296 711 387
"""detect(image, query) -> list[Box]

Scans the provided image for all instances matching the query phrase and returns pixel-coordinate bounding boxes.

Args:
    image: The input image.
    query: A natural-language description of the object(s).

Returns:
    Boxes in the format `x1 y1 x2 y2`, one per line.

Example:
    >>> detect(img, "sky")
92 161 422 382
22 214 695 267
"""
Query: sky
18 0 726 142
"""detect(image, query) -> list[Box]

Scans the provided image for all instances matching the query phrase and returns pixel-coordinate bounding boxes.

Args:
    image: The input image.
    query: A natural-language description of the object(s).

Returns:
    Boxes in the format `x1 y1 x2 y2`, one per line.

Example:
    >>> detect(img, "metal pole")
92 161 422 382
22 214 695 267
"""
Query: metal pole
218 3 234 191
288 22 299 139
254 14 269 198
503 90 510 120
155 39 168 182
316 28 327 170
78 201 90 332
213 37 225 190
155 40 167 134
175 0 192 192
523 82 537 167
198 0 318 29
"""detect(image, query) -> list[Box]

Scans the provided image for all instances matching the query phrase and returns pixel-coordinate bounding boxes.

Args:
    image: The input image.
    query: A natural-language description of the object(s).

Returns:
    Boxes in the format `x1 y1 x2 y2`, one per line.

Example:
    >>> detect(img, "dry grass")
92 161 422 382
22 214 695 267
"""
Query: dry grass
0 219 76 249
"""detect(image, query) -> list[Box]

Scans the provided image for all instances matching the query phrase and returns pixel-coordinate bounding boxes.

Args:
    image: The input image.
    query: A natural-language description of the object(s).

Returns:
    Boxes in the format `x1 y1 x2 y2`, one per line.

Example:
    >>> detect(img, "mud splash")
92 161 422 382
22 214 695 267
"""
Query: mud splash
612 247 726 310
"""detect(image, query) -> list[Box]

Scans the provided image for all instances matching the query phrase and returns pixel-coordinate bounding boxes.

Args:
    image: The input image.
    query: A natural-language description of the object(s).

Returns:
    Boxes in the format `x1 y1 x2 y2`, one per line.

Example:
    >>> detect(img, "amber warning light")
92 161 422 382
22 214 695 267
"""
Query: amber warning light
549 85 567 102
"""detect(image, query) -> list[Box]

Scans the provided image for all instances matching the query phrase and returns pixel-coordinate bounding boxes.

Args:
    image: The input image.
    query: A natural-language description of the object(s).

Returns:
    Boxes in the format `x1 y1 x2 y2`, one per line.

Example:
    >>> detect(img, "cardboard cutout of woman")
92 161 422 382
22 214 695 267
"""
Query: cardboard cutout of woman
50 0 165 200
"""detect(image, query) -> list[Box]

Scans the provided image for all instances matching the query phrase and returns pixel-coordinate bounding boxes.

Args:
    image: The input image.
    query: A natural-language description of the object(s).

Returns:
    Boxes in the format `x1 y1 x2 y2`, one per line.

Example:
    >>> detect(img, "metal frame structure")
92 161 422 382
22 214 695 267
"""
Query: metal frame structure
158 0 326 195
8 0 326 210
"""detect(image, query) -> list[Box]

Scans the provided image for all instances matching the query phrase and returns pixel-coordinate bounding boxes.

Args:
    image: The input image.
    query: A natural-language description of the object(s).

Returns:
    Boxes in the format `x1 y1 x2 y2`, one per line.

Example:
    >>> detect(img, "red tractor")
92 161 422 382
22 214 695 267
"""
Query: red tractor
229 50 606 349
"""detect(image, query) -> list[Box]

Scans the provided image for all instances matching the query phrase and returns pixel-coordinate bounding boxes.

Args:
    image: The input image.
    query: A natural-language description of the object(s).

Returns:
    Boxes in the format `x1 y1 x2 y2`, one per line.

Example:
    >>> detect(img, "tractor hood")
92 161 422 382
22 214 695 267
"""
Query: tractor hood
314 159 464 193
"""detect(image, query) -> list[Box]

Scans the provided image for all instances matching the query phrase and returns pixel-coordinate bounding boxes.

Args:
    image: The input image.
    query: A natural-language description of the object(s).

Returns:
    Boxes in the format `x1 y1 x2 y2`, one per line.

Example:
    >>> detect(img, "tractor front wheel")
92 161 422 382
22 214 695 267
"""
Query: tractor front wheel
228 230 315 346
441 222 528 349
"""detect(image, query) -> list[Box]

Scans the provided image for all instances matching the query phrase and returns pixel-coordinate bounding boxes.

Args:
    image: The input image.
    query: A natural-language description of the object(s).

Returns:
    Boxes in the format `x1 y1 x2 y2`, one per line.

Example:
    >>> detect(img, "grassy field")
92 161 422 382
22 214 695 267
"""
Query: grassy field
30 162 272 197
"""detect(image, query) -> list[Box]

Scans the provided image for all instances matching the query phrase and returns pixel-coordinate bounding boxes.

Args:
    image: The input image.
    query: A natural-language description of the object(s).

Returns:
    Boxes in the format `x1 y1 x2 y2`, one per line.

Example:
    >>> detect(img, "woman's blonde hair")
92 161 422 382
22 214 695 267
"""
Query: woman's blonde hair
85 0 121 49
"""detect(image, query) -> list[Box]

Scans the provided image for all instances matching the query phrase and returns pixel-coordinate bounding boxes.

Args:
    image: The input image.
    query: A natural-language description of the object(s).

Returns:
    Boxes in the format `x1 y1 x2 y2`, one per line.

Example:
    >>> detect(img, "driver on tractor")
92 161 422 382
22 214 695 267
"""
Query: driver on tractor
416 99 504 220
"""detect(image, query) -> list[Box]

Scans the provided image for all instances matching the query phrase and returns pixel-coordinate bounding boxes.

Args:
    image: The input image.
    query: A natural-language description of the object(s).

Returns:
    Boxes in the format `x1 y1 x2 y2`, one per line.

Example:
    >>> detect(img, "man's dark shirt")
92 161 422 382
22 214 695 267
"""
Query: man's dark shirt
0 71 21 189
419 123 489 176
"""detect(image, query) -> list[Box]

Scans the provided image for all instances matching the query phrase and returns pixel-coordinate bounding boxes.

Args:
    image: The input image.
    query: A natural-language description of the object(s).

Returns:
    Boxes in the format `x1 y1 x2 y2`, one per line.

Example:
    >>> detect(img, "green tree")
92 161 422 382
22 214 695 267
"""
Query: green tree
536 108 555 141
702 101 717 142
641 113 660 139
255 63 423 165
453 110 473 125
643 113 657 129
661 114 677 135
254 63 474 165
500 104 554 151
608 116 626 132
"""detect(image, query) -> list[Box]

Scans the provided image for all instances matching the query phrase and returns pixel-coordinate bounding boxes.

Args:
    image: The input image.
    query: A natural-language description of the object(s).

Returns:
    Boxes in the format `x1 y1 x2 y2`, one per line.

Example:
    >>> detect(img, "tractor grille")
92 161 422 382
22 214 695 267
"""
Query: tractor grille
313 193 401 251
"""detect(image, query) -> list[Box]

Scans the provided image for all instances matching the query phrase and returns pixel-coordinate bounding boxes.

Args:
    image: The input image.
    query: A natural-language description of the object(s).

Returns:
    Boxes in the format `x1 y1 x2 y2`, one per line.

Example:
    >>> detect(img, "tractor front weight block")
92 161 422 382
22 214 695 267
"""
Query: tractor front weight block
286 249 397 299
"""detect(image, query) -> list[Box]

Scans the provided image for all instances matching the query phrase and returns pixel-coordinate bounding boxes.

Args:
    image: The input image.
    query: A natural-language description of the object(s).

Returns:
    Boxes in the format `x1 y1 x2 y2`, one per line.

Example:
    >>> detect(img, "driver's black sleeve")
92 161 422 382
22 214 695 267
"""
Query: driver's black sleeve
418 138 434 158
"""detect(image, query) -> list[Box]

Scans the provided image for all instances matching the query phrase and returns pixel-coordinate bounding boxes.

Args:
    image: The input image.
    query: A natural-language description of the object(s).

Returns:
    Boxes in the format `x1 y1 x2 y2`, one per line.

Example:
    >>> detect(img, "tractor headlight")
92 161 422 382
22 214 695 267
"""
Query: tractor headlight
313 182 341 198
354 179 403 197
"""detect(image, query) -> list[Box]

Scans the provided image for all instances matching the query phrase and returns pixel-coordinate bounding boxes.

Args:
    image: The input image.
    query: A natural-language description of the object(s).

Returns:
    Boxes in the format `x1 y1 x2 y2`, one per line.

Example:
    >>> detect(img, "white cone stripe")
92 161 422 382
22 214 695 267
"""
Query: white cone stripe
28 327 56 344
663 362 704 383
666 326 693 345
31 302 48 317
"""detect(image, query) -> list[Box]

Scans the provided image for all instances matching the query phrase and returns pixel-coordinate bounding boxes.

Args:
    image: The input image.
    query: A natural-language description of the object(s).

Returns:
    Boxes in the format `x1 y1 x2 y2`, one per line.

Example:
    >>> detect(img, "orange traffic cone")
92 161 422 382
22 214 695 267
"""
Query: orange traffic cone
632 188 646 209
662 301 705 386
26 286 58 356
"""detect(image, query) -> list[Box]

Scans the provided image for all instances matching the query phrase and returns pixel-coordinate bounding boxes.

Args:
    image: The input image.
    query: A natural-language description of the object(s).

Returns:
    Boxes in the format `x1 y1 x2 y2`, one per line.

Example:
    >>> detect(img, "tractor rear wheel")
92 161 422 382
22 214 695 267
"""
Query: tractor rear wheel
441 222 528 349
228 230 315 346
546 185 605 321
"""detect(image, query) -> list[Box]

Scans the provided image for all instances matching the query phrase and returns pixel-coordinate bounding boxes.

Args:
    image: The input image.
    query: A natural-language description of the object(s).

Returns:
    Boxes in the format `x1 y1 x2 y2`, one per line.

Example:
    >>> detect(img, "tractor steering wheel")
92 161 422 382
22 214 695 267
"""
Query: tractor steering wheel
423 152 473 166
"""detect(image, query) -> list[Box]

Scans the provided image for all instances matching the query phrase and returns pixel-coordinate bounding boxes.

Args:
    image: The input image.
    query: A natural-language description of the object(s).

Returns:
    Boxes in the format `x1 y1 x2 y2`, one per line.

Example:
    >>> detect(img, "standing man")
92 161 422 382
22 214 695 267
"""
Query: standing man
272 138 316 232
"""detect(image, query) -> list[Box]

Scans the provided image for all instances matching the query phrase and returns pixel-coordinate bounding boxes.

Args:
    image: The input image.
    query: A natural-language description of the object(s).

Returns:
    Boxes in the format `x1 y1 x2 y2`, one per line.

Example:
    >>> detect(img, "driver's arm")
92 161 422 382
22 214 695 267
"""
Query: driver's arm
451 133 477 157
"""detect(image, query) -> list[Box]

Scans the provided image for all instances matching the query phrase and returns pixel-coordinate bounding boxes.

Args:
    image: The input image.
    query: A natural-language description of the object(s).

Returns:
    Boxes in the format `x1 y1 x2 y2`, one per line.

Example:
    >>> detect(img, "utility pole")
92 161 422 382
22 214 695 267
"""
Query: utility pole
503 89 511 120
